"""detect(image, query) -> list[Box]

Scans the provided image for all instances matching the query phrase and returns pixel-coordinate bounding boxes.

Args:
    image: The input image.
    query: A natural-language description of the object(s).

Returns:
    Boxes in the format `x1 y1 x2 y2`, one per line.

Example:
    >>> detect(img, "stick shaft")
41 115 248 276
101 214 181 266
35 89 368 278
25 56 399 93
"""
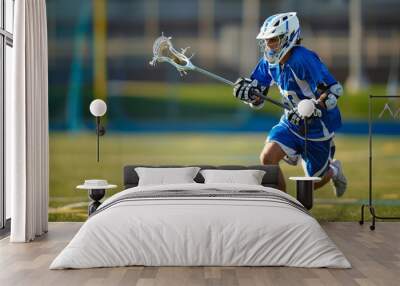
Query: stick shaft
304 118 308 162
194 66 235 85
193 66 289 110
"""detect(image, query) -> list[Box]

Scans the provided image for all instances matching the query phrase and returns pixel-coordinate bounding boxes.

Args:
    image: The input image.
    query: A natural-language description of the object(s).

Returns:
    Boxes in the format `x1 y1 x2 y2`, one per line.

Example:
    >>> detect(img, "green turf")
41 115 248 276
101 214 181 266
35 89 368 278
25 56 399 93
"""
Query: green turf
50 132 400 222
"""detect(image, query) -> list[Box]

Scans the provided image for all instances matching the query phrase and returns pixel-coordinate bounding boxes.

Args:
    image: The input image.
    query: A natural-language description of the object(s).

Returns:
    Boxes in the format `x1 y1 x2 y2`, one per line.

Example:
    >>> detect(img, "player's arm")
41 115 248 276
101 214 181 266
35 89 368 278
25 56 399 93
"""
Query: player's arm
316 82 343 111
232 59 271 109
233 78 269 109
296 50 343 112
311 52 343 111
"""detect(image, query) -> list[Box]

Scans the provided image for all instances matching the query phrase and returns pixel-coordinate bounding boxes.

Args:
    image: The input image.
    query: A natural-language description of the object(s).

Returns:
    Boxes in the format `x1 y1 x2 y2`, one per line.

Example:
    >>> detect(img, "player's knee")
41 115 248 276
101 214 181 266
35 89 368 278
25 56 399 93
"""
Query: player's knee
259 151 268 164
260 142 286 165
259 150 279 165
259 152 264 164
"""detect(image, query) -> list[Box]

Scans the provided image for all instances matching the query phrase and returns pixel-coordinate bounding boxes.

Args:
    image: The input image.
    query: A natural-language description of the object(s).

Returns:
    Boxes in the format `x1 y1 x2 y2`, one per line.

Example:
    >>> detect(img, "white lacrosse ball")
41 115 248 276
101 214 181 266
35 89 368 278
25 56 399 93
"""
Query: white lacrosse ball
297 99 315 117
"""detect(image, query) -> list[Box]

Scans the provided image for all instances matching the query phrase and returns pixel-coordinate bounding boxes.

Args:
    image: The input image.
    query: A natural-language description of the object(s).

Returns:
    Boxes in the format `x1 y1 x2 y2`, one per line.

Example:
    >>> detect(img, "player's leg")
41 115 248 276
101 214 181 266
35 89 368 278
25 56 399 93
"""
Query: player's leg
328 142 347 197
314 168 334 189
259 142 287 191
259 142 287 192
315 161 347 197
313 141 347 197
302 139 347 197
261 124 302 192
301 139 332 190
259 142 286 165
314 139 336 190
314 141 335 189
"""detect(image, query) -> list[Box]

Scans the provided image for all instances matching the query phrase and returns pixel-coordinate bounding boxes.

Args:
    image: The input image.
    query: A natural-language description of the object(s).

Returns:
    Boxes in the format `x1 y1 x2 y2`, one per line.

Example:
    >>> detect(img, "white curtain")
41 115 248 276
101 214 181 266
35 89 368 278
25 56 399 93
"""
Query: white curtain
7 0 49 242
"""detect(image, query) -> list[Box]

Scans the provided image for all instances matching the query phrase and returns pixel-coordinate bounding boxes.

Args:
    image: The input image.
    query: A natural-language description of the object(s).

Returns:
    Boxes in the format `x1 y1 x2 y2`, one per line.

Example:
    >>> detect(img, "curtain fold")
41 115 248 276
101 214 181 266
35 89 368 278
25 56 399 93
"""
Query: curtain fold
8 0 49 242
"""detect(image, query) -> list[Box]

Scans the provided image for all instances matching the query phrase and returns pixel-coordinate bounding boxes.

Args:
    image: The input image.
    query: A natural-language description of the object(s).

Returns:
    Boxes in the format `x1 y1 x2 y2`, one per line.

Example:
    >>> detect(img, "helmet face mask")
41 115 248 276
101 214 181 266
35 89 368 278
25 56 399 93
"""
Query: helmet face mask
258 35 288 65
257 12 300 65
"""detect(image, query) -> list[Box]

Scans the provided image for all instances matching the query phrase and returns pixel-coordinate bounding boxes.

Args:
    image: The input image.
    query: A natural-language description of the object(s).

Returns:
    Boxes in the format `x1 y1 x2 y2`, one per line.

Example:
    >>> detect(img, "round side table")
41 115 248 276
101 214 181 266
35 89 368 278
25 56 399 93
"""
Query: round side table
76 180 117 215
289 176 321 210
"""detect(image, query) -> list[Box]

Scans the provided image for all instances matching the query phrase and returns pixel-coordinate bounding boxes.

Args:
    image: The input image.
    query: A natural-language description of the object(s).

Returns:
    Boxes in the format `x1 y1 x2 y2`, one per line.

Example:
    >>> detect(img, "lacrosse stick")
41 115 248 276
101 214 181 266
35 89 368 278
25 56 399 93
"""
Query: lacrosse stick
149 34 288 110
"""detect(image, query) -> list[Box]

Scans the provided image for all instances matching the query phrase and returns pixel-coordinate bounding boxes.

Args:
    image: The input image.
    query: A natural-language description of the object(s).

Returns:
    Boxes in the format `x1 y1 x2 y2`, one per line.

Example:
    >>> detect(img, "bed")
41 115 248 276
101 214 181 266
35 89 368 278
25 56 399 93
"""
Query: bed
50 165 351 269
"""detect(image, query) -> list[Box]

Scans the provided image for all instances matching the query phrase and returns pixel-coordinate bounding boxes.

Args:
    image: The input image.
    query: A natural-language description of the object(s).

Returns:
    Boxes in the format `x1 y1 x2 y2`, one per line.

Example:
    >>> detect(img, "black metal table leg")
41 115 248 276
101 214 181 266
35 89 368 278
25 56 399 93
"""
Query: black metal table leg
290 177 320 210
296 180 314 210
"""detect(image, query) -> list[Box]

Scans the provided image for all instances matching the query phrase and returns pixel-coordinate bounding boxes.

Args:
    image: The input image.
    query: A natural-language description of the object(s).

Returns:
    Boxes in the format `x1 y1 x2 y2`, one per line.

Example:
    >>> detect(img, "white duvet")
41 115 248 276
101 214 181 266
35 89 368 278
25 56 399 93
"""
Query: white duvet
50 183 351 269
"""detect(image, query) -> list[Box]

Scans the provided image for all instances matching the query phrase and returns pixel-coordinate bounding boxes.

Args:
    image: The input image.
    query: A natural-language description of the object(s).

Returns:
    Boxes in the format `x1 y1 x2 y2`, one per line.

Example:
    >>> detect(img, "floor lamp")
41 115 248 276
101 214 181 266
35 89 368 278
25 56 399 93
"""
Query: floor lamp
89 99 107 162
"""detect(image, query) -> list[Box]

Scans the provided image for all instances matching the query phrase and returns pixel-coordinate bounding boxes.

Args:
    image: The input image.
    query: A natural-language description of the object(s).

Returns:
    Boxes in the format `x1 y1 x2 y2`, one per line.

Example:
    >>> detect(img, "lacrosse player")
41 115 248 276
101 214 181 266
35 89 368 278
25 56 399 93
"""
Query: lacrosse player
233 12 347 196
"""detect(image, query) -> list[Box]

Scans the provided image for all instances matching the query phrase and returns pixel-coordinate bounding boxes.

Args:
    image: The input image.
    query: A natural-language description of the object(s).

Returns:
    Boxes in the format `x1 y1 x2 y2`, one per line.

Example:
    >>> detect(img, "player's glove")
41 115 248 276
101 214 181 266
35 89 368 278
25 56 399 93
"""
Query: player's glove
288 103 323 126
233 77 262 104
317 83 343 111
324 94 338 111
311 104 323 118
287 108 303 126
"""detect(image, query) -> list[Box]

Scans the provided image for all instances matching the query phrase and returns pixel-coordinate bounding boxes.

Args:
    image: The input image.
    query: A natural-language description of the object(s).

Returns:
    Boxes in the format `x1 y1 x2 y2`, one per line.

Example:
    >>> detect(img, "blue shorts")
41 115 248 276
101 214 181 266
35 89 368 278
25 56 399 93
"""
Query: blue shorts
267 123 335 177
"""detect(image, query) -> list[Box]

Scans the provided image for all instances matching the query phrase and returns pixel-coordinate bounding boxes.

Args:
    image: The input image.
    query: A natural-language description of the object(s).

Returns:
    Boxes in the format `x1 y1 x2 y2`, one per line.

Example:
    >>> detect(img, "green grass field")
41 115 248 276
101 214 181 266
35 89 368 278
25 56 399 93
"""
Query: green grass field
49 132 400 222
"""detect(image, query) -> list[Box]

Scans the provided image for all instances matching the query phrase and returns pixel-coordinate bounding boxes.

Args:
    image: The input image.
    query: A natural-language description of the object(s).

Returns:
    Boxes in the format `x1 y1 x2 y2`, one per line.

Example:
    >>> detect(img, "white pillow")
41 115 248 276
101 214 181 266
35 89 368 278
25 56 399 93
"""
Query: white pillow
135 167 201 186
200 169 266 185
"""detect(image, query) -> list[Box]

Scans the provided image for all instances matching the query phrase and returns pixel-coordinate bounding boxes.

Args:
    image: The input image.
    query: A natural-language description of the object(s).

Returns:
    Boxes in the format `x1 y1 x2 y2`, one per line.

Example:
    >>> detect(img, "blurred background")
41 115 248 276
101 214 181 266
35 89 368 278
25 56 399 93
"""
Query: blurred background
47 0 400 221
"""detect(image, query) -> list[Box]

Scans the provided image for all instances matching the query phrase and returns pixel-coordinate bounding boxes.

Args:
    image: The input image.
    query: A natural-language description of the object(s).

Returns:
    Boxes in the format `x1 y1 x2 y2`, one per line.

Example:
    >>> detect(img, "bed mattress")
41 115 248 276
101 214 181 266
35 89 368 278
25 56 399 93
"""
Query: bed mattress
50 183 351 269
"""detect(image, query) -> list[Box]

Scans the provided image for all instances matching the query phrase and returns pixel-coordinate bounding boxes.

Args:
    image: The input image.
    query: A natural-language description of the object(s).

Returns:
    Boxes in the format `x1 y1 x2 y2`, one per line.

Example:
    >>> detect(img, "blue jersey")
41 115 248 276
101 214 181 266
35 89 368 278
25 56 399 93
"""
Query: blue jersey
250 46 342 140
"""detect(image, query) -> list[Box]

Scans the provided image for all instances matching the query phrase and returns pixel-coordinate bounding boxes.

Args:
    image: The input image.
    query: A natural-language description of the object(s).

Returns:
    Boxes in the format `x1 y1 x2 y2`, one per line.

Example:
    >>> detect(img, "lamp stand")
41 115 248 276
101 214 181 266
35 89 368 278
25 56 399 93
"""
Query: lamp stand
95 116 106 162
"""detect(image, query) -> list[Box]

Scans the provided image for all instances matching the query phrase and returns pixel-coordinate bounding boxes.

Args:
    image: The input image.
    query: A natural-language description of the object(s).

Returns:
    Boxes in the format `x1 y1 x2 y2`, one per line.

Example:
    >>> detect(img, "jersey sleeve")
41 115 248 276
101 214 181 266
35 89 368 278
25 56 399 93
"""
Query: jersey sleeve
250 58 272 87
292 50 337 98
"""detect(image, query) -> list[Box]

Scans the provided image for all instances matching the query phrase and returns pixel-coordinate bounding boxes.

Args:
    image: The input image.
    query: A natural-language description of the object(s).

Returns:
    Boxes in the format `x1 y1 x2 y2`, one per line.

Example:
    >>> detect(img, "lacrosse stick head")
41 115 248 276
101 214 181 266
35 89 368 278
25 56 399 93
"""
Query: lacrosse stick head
149 34 195 75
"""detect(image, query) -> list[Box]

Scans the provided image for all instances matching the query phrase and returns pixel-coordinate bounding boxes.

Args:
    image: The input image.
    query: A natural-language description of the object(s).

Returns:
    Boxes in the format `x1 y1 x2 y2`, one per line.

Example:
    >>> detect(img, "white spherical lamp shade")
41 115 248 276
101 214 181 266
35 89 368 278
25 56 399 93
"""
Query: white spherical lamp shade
297 99 315 118
90 99 107 117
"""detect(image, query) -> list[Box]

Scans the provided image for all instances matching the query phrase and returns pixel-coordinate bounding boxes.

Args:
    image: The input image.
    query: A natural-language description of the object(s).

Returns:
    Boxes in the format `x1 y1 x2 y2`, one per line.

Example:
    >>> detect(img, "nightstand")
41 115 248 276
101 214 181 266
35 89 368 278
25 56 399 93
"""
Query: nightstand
289 176 321 210
76 180 117 215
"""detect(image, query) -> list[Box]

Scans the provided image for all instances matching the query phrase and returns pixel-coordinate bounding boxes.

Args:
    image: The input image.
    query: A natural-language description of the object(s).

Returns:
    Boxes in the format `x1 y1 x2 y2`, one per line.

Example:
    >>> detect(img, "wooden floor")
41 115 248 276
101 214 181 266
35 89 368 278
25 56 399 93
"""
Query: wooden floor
0 222 399 286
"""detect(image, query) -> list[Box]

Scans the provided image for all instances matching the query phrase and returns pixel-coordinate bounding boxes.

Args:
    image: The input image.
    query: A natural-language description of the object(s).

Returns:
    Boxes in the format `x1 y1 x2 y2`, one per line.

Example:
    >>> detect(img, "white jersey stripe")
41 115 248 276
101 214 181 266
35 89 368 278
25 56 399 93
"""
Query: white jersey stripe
289 66 316 99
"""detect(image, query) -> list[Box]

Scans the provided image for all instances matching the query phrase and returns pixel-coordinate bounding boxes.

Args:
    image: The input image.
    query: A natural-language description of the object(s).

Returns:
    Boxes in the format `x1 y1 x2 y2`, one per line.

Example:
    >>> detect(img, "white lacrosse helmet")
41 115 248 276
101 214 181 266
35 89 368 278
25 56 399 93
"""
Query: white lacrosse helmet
257 12 300 65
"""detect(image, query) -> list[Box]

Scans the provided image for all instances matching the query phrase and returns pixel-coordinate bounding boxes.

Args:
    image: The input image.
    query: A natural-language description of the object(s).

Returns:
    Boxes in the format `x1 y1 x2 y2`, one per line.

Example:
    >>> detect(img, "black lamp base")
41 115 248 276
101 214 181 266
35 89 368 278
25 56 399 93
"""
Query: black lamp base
88 189 105 215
